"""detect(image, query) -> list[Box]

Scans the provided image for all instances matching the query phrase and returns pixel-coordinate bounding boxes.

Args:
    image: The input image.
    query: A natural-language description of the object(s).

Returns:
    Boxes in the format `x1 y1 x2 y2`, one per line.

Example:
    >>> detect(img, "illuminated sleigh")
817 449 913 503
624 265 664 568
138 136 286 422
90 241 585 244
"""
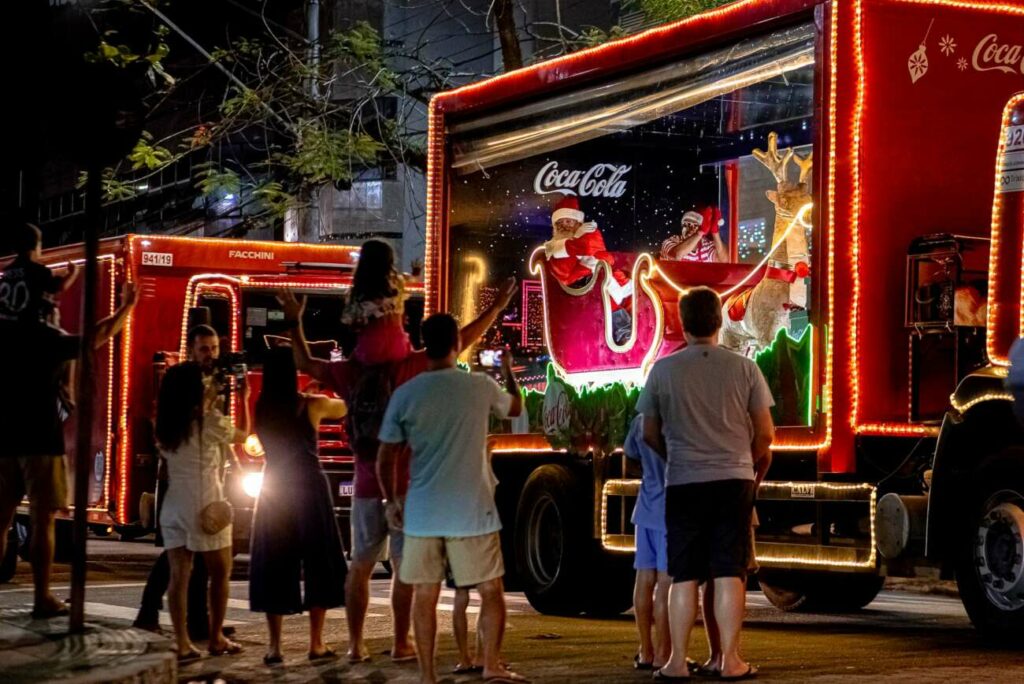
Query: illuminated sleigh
529 248 664 385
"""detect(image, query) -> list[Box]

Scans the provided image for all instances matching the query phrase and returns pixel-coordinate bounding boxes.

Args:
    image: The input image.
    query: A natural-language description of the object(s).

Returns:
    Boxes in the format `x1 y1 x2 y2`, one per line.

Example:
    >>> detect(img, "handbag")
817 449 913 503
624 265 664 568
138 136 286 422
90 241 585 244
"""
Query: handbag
198 418 233 535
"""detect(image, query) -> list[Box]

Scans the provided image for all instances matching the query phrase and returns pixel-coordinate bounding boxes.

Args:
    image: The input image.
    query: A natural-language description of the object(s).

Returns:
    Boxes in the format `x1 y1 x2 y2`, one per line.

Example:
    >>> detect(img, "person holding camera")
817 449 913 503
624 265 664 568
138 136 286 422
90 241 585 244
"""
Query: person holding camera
156 362 250 661
135 325 240 642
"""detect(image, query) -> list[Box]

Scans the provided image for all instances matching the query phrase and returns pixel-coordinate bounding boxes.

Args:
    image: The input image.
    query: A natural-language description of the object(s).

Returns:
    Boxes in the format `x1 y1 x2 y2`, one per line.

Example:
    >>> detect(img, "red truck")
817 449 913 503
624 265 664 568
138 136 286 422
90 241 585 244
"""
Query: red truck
0 234 422 579
424 0 1024 638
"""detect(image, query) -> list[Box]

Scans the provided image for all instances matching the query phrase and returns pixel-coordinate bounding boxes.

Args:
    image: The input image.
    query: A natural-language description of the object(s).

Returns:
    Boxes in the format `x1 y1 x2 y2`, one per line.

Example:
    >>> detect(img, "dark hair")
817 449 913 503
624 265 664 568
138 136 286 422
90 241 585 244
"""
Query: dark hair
155 363 204 452
255 346 300 430
679 287 723 338
351 239 398 303
187 324 218 348
422 313 459 360
12 223 42 255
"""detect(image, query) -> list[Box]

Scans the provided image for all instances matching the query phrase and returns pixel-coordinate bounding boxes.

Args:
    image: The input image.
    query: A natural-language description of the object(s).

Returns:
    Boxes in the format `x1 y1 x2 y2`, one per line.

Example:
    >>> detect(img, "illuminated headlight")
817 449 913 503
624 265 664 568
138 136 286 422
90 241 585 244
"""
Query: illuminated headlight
242 472 264 499
243 434 265 458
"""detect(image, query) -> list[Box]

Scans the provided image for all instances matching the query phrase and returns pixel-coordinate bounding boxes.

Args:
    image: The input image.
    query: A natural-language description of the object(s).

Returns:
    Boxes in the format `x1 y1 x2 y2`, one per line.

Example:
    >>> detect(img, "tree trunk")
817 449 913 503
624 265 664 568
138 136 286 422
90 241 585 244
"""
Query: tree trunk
493 0 523 72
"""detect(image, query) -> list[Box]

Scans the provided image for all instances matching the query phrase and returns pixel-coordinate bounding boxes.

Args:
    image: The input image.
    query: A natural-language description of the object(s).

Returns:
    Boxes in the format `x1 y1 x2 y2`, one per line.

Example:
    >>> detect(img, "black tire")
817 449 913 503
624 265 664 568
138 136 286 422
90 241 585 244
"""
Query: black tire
759 569 884 612
0 526 18 583
514 465 589 616
954 450 1024 642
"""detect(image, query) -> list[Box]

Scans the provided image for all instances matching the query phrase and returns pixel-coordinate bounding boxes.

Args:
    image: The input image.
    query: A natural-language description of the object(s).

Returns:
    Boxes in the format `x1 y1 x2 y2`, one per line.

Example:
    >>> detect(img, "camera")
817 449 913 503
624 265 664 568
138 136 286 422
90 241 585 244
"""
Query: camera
213 351 248 388
478 348 504 368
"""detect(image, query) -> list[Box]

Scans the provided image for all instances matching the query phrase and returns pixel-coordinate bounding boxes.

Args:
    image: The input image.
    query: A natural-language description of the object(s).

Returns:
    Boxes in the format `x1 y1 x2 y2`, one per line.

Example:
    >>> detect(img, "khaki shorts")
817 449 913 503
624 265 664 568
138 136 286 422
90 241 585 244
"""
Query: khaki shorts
0 456 68 512
400 531 504 587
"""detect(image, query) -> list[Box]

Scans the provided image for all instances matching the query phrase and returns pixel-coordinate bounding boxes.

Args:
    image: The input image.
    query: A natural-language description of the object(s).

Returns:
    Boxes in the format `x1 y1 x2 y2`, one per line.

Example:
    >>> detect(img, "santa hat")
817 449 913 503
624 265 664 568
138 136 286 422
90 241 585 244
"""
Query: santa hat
552 195 585 225
681 210 704 226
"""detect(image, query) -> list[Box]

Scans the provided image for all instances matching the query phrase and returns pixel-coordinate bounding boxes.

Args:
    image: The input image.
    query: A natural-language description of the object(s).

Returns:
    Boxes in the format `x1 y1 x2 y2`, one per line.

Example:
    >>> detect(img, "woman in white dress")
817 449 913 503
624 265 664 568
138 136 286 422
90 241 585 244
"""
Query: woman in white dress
156 362 250 661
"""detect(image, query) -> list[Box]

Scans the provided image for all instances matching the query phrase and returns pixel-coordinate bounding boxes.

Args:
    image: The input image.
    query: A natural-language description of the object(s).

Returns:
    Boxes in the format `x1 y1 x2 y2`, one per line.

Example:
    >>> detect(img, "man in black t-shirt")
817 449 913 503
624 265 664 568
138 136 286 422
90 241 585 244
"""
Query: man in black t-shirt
0 283 137 618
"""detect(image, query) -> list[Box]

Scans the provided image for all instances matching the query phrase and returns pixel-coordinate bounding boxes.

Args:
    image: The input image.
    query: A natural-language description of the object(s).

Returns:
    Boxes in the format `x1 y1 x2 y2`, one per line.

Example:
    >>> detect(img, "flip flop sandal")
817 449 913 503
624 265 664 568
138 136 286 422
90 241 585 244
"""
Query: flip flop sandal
653 669 691 682
31 604 69 620
635 654 656 671
348 653 372 664
693 661 721 678
719 665 758 681
484 675 530 684
209 639 244 656
263 654 284 666
309 649 338 662
392 654 418 664
178 648 202 663
454 664 485 674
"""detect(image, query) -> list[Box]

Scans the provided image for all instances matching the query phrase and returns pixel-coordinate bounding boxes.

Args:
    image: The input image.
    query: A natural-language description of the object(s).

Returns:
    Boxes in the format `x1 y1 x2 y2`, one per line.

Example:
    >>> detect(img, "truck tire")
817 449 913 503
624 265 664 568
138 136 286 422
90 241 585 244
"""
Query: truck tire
759 570 883 612
954 451 1024 641
514 465 589 616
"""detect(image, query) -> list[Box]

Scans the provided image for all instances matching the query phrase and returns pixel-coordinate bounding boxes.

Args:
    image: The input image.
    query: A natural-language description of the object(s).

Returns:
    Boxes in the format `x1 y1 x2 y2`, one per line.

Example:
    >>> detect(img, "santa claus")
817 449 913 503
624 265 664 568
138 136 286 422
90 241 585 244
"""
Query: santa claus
542 195 633 345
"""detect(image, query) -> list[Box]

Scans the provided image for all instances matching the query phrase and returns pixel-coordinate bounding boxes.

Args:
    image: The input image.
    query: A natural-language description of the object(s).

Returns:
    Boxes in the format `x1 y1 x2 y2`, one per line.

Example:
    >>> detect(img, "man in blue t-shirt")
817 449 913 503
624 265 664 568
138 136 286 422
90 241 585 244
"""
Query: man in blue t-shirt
377 313 527 684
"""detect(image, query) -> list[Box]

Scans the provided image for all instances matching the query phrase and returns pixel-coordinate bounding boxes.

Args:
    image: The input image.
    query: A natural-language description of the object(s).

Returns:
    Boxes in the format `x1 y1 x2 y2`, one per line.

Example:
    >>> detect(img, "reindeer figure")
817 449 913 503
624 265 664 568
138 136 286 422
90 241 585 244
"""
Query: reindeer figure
720 132 813 354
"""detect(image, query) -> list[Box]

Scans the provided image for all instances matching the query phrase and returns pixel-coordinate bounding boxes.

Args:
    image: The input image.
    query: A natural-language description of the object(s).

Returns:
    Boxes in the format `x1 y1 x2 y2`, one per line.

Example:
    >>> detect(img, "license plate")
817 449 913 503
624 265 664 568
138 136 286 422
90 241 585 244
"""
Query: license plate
339 481 354 497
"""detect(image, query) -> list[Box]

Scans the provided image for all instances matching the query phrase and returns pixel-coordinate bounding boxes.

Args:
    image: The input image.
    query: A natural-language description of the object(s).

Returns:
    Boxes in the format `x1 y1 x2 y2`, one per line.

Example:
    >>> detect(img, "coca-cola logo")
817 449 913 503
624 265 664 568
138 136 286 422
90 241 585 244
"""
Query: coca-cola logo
542 382 571 436
533 161 631 198
972 34 1024 75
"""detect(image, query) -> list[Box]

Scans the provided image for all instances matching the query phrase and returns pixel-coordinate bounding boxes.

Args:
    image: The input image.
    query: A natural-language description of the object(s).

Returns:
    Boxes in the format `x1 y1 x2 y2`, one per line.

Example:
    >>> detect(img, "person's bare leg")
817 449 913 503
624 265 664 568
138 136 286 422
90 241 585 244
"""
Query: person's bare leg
29 507 62 614
659 580 699 677
713 576 752 678
203 547 234 653
345 558 374 661
453 587 472 670
702 581 722 673
477 577 521 680
412 582 441 684
166 547 195 655
265 613 283 660
633 568 656 666
309 607 330 656
391 557 416 660
653 571 673 668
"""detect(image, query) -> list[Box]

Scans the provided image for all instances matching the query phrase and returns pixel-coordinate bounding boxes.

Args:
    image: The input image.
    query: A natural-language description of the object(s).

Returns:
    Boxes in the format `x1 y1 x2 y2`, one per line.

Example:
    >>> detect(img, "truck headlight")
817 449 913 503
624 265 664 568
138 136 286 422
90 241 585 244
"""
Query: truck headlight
242 471 264 499
243 434 265 457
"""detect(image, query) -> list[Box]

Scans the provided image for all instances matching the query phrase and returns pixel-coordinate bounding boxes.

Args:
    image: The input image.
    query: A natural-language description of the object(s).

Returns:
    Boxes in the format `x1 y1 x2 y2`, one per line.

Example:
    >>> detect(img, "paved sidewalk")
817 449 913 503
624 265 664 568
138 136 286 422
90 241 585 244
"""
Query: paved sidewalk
0 606 175 683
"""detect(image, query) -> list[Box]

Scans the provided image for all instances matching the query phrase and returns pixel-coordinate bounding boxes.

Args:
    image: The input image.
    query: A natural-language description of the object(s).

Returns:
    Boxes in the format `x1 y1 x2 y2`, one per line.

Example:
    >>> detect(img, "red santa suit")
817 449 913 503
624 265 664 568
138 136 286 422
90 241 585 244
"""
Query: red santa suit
542 197 632 311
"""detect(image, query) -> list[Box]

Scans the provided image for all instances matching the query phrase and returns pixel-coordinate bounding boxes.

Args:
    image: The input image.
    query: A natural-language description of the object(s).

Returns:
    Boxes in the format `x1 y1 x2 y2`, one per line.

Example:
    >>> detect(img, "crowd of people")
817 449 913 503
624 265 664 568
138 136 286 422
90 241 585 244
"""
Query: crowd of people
0 226 774 683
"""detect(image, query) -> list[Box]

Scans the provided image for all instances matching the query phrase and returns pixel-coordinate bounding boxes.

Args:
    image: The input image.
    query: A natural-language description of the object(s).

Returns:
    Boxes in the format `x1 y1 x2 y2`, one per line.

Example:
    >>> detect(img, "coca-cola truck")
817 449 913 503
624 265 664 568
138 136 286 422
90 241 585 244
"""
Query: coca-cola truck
0 234 422 580
427 0 1024 636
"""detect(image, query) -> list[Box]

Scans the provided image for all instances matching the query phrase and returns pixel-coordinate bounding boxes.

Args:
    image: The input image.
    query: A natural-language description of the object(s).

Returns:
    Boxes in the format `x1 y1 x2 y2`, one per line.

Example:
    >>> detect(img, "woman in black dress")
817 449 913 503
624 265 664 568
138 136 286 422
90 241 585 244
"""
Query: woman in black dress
250 346 348 664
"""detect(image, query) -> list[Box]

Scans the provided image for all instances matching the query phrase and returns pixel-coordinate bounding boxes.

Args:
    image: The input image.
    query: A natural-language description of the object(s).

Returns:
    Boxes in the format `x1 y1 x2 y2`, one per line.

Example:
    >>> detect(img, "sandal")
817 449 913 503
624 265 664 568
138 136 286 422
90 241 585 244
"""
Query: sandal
263 654 283 666
208 639 244 656
454 664 485 674
178 648 202 663
719 665 758 681
635 654 655 671
653 669 691 682
309 649 338 661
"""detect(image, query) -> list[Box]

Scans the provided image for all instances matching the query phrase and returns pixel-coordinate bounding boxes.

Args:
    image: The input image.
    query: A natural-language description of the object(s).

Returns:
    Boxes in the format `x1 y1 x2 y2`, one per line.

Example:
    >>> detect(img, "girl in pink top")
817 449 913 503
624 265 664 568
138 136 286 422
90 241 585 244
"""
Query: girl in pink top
342 240 412 365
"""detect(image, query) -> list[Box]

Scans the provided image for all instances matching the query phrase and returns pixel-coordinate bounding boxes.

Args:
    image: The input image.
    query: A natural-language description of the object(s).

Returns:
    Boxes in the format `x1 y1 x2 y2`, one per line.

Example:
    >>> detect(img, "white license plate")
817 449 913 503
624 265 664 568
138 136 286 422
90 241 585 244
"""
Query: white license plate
339 482 354 497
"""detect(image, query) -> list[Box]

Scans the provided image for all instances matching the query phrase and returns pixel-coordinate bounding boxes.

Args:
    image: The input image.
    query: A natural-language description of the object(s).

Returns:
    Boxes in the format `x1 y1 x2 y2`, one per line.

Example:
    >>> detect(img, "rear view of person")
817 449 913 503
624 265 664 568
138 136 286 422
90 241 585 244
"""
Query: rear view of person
637 287 774 682
376 314 527 684
156 363 249 661
249 347 349 665
341 239 412 366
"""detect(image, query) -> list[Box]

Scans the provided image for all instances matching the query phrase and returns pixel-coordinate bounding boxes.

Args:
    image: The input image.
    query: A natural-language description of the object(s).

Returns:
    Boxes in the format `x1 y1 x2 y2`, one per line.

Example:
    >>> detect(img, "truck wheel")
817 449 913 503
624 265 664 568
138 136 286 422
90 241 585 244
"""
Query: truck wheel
0 526 18 583
955 453 1024 641
759 570 883 612
514 465 588 616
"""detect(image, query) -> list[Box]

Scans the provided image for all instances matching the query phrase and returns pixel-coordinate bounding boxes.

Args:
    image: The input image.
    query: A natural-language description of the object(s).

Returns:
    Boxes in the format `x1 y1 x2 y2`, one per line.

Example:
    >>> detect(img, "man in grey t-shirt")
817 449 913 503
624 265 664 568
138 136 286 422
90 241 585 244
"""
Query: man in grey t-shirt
636 286 774 681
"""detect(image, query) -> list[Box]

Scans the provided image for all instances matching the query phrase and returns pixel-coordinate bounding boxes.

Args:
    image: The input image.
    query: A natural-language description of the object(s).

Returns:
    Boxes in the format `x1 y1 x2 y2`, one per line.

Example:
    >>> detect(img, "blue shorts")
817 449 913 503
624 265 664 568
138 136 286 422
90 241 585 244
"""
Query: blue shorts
634 524 668 572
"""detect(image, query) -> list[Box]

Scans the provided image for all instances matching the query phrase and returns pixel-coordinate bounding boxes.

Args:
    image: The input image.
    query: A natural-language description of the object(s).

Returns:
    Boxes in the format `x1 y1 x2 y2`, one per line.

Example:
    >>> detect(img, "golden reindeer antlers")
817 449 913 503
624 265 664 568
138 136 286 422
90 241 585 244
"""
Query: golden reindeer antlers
752 132 794 184
753 132 813 185
794 151 813 185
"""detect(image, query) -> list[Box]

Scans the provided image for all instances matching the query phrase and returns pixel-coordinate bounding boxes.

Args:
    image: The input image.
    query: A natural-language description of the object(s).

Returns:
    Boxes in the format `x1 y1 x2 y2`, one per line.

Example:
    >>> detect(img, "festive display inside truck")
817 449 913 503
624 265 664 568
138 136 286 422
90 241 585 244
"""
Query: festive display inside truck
426 0 1024 634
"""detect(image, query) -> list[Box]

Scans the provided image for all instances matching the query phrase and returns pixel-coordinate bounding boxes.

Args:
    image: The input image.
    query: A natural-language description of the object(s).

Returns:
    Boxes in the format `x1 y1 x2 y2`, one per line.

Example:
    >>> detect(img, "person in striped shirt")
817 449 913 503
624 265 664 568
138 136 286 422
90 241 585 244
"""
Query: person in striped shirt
660 209 728 264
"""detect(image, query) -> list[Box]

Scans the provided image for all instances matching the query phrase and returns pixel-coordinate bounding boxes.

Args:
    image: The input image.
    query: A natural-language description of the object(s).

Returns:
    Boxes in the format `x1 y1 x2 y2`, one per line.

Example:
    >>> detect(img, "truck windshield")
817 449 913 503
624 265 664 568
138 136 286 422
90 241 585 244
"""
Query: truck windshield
447 21 817 427
240 289 350 367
